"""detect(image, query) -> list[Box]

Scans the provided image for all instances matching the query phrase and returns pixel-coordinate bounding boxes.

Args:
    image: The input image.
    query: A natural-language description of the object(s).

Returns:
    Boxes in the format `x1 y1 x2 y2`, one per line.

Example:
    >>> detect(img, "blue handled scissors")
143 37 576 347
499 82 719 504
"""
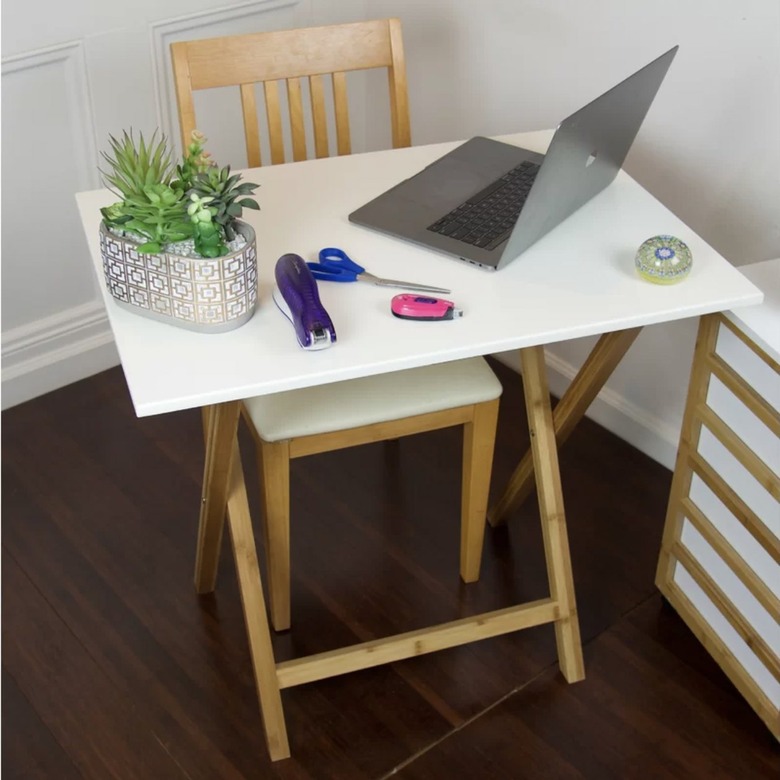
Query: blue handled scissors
307 248 450 294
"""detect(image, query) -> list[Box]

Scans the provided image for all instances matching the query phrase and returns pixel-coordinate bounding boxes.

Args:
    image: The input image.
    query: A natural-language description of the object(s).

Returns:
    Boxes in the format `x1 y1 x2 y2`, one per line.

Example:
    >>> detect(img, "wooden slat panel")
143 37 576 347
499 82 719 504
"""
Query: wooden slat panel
681 496 780 621
707 350 780 437
332 72 351 155
286 77 307 162
689 449 780 564
309 74 329 158
656 314 723 588
674 542 780 683
697 402 780 501
240 84 262 167
184 20 394 90
263 80 286 165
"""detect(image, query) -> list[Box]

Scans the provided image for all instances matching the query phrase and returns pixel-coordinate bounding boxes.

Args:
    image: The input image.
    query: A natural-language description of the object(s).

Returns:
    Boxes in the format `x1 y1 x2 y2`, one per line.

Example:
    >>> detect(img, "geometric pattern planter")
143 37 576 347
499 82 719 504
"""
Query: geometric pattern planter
99 220 258 333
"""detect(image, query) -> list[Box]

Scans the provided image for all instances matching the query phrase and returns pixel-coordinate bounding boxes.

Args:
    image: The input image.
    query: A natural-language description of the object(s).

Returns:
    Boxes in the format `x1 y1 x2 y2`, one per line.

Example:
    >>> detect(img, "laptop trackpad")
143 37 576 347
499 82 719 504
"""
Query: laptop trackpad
405 157 497 210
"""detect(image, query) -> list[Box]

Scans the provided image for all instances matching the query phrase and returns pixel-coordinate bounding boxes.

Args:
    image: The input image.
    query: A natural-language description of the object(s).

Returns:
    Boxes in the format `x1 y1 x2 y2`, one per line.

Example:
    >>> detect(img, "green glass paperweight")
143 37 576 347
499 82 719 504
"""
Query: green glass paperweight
635 235 692 284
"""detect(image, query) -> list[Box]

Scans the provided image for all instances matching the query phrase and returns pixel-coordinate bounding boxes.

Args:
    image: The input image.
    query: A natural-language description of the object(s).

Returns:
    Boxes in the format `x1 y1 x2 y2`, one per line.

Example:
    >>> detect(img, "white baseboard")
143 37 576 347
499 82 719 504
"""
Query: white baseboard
491 349 680 471
1 301 120 410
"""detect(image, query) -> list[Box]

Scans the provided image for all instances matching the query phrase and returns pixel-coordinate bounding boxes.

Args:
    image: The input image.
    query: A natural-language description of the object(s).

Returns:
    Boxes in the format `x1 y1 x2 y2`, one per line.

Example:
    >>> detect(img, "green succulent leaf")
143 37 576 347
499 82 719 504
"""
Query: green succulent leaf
123 219 155 238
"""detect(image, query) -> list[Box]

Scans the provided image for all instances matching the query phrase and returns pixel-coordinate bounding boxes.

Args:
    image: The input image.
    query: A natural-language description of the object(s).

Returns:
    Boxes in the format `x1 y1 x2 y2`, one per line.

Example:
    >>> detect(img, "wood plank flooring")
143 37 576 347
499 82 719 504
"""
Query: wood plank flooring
2 358 778 779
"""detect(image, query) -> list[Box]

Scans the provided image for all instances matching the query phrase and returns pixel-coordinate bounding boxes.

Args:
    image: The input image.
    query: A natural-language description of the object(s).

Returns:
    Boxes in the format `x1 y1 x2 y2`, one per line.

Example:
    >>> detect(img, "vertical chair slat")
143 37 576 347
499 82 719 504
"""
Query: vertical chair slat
387 18 411 148
240 84 262 167
309 74 329 158
286 77 307 162
264 80 286 165
332 72 351 156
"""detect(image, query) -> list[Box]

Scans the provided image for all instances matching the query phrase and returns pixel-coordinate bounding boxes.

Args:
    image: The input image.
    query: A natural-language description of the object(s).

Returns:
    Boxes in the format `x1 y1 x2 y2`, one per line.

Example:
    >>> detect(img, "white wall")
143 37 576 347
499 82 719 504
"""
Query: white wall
2 0 778 469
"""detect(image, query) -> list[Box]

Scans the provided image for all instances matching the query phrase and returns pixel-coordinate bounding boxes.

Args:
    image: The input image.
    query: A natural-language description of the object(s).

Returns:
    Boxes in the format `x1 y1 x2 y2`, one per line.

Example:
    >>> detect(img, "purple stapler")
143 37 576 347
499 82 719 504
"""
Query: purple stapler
273 253 336 350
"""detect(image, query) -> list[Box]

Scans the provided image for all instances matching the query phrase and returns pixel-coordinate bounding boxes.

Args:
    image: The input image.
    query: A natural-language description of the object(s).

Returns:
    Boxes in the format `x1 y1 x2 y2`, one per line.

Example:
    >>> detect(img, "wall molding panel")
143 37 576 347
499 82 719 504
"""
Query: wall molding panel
2 40 100 192
2 40 110 410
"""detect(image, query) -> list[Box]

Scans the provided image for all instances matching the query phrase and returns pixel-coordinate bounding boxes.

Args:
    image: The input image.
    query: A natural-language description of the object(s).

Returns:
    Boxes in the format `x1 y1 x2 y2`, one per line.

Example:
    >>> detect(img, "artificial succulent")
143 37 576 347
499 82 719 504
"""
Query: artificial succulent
99 129 259 257
190 165 260 242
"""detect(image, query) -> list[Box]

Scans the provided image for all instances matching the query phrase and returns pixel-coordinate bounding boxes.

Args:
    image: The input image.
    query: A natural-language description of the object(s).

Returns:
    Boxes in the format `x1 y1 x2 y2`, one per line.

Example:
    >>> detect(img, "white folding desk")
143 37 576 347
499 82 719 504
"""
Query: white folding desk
76 130 763 760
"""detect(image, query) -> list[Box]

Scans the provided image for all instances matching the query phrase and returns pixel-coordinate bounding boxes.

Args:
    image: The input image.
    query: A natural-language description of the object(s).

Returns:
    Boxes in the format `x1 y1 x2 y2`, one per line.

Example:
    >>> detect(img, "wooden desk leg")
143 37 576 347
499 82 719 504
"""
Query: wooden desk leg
225 438 290 761
194 401 240 593
489 327 642 526
520 346 585 682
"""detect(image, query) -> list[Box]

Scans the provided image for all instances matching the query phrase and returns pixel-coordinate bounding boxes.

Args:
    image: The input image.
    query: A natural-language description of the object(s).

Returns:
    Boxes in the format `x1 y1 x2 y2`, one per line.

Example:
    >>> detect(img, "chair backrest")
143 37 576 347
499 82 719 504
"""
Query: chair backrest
170 18 411 167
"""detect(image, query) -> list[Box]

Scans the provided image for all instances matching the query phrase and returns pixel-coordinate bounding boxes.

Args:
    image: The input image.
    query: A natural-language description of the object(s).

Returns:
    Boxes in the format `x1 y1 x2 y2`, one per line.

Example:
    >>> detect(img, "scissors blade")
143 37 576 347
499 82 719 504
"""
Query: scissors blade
359 273 450 294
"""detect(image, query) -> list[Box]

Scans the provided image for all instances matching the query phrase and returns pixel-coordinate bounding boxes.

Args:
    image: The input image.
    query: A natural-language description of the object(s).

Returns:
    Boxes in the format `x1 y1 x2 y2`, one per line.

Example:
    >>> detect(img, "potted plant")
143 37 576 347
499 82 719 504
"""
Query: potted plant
98 129 260 333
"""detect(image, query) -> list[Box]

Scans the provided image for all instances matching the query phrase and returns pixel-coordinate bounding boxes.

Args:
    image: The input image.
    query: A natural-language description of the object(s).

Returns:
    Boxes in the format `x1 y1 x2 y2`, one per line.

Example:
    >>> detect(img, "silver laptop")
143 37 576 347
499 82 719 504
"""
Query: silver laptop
349 46 678 271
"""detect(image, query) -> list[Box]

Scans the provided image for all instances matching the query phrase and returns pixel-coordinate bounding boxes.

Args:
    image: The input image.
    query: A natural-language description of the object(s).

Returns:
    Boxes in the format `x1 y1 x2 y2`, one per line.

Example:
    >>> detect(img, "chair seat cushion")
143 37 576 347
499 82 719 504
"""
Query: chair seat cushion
242 357 502 441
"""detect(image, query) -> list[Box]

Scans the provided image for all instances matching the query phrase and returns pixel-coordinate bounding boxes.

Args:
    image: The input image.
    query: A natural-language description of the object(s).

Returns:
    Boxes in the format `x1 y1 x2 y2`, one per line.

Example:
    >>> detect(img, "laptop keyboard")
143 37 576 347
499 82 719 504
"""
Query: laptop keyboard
426 160 540 250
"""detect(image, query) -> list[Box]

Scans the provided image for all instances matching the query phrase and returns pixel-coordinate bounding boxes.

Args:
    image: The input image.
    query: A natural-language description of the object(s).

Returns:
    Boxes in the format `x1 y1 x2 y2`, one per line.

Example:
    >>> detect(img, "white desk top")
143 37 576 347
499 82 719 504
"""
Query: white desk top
726 258 780 362
76 130 763 417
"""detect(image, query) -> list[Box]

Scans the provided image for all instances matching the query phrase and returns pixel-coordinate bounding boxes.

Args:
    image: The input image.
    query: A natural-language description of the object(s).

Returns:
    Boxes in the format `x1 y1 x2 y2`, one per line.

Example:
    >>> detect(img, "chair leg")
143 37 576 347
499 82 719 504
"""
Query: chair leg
460 398 500 583
257 439 292 632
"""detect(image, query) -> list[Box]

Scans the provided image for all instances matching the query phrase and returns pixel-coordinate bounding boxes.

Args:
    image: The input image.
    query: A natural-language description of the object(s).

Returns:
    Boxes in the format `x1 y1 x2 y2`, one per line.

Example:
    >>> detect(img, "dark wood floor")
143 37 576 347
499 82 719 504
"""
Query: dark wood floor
2 357 778 779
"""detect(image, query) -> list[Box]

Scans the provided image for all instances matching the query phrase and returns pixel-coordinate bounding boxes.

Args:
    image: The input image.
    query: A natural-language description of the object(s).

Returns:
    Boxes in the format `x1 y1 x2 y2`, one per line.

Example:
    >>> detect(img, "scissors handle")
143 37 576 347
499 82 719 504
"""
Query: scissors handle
313 247 450 294
320 248 365 272
306 263 359 282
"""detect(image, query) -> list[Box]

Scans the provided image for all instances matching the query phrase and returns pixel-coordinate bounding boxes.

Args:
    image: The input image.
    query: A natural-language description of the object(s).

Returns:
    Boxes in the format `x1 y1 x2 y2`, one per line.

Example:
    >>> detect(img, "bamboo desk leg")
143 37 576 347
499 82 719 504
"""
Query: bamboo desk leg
194 400 291 760
519 345 585 681
489 327 643 526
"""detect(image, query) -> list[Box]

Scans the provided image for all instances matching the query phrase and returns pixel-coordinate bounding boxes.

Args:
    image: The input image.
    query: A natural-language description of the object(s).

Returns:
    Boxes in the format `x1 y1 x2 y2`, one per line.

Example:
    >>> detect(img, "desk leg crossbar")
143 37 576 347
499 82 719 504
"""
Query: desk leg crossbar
195 345 587 761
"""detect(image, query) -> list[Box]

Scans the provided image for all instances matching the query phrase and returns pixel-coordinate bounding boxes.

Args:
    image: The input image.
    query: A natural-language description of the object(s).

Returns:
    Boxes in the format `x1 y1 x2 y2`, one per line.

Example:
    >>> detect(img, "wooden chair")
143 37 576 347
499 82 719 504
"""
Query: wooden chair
171 20 502 632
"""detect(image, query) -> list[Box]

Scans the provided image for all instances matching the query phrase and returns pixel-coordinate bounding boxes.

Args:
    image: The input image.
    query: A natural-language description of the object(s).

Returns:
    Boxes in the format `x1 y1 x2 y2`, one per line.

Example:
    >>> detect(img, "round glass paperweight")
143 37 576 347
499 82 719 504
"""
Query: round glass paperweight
635 235 692 284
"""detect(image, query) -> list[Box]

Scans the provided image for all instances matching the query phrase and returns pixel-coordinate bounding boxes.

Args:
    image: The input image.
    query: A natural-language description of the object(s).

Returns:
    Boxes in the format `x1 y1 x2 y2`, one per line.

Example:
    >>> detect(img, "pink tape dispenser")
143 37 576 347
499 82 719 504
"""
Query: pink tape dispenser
391 294 462 321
